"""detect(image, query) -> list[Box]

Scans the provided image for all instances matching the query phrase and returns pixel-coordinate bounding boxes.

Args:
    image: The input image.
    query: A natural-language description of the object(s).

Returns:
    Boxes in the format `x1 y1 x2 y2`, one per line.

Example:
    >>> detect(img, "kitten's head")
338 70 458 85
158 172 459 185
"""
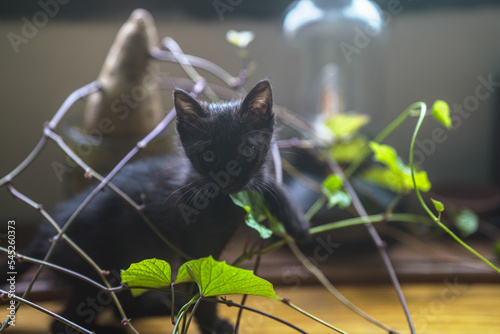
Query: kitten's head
175 79 274 194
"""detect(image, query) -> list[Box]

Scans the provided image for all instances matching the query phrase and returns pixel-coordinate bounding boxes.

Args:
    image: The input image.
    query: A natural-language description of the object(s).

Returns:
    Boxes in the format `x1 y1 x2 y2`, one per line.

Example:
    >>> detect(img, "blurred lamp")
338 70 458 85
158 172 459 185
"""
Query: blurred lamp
283 0 384 125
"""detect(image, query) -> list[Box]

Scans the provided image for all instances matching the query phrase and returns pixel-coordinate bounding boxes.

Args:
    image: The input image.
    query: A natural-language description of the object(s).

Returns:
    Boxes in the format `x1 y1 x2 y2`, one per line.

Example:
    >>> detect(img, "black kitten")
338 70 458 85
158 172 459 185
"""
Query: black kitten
4 79 309 334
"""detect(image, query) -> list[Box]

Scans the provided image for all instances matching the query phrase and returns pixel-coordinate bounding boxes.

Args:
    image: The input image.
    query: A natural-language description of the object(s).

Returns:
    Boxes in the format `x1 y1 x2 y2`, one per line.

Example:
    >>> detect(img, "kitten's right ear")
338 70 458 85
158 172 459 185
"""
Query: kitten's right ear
239 79 274 128
174 89 208 120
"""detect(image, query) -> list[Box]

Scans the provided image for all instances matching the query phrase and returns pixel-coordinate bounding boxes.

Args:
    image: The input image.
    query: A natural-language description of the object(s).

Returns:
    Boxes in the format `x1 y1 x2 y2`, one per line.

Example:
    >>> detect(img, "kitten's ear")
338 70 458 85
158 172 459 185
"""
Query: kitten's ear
240 79 274 126
174 89 208 137
174 89 208 120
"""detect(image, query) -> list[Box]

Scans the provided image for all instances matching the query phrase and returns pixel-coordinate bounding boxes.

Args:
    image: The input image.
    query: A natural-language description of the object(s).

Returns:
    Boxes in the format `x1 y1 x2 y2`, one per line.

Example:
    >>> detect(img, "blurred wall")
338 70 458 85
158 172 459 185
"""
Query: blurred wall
1 5 500 224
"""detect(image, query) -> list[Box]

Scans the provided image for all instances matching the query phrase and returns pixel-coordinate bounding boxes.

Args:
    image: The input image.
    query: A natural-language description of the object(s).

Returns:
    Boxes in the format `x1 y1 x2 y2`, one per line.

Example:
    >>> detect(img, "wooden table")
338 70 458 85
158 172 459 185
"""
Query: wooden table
2 283 499 333
2 231 499 333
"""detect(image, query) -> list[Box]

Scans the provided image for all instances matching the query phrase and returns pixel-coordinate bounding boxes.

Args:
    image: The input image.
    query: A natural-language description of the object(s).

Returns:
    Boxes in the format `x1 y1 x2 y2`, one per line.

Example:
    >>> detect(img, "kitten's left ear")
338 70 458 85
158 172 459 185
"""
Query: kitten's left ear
175 89 210 139
174 89 208 119
240 79 274 126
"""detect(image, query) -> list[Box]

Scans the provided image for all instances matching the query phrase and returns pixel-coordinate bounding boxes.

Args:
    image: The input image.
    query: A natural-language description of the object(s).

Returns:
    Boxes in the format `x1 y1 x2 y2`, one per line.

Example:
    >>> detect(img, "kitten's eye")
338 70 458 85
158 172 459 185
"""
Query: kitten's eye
201 150 216 163
240 145 256 159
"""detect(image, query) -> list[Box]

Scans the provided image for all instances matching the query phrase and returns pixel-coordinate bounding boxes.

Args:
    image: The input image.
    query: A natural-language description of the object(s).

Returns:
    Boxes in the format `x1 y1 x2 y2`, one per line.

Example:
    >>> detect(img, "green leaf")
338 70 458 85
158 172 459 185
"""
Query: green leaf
324 114 370 139
369 142 399 171
455 209 479 237
121 258 171 297
410 170 431 192
364 142 431 193
330 136 368 163
322 174 343 192
326 190 351 209
362 167 405 193
362 166 431 193
321 175 351 208
230 191 274 239
226 30 255 48
431 198 445 212
175 256 280 300
431 100 451 129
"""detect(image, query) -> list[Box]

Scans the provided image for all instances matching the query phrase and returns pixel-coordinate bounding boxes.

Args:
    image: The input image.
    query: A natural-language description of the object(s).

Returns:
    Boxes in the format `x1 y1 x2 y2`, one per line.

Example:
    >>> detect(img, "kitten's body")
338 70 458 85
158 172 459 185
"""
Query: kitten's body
3 80 308 333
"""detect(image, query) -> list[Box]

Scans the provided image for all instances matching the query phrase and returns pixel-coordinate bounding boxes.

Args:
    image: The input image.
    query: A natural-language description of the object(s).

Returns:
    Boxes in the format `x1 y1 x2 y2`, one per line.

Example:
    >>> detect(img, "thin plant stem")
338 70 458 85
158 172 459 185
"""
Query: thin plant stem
273 106 318 142
0 290 93 334
0 79 129 333
344 102 421 179
217 298 309 334
157 76 240 100
235 256 262 334
182 296 203 334
170 284 176 325
408 103 500 274
47 81 101 130
0 39 263 334
305 197 326 221
36 182 139 333
234 294 249 334
277 138 316 150
270 128 367 332
281 158 322 194
0 246 107 291
0 81 100 186
172 295 199 334
49 80 203 266
272 143 283 184
233 213 430 268
0 136 47 186
151 48 235 87
0 80 206 334
232 240 286 266
386 193 404 215
310 213 430 235
43 127 191 260
327 157 415 334
286 239 400 334
0 183 127 333
282 299 348 334
152 41 251 91
33 81 205 331
163 37 219 102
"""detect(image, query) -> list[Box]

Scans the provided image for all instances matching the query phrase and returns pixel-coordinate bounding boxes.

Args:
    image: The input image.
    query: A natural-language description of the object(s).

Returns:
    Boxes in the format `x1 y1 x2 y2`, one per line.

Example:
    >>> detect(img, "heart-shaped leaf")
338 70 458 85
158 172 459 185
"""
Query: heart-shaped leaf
121 258 172 297
363 142 431 193
330 136 368 163
431 198 445 212
324 114 370 139
175 256 279 300
321 175 351 209
230 191 274 239
432 100 451 129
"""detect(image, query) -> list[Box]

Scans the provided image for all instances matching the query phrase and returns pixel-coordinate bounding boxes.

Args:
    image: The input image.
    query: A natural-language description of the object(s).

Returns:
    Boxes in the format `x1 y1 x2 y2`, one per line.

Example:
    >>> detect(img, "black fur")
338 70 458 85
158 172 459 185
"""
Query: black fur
2 79 309 333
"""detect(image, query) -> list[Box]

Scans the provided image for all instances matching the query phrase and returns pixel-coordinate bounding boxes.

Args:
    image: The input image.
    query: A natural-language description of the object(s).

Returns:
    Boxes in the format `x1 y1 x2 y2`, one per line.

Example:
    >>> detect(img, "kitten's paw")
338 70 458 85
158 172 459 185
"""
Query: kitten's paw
200 318 233 334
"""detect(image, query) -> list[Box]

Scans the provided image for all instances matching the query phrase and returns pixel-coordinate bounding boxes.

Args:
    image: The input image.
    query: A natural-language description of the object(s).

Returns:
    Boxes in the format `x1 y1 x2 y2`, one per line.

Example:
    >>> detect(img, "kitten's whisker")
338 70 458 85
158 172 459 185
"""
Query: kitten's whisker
157 159 185 174
165 182 194 205
252 180 283 208
178 180 212 208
